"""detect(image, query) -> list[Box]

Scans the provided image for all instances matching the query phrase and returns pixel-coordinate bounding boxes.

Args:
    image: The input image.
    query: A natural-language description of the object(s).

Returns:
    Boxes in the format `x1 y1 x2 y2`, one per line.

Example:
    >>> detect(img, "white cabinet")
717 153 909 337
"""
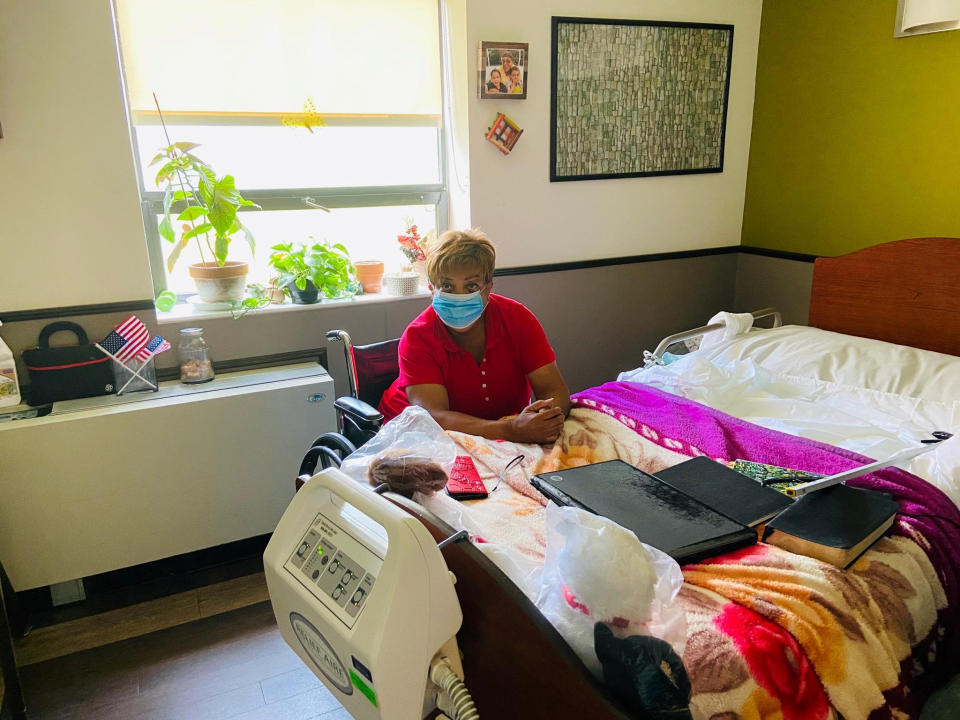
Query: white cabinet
0 363 336 590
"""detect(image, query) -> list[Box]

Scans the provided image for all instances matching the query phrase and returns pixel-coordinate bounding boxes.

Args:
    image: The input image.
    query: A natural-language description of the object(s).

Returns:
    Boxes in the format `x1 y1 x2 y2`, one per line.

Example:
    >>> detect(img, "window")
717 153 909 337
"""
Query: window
114 0 446 299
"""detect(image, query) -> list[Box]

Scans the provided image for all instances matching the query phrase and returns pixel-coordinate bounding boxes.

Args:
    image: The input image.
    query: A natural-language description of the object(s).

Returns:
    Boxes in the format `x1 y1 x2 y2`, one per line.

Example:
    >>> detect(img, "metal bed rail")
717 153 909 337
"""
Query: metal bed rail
646 307 782 366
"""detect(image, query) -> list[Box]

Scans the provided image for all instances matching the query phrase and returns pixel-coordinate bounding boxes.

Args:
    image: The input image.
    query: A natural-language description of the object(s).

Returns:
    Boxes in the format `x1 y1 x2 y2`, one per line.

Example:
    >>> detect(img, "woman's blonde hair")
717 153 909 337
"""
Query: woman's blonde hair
426 229 496 285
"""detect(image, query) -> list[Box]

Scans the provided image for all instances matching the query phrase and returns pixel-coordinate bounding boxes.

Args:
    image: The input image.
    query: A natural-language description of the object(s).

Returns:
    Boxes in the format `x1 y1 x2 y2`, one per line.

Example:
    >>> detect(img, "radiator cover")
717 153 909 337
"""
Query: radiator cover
0 363 336 591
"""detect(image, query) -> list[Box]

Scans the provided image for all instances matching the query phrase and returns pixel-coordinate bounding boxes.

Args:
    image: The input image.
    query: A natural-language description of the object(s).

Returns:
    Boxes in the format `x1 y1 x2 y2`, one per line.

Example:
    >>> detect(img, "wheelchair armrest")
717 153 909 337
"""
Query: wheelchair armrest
335 395 384 428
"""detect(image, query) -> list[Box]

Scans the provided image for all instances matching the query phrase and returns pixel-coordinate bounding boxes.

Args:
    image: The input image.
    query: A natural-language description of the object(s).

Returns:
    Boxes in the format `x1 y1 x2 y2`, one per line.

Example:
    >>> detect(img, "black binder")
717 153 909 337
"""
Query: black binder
531 459 757 565
654 456 793 527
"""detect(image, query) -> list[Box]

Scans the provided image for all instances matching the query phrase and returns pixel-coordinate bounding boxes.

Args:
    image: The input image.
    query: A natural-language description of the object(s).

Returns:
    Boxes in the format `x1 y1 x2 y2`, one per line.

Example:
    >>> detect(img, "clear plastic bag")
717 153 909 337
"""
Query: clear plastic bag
339 406 459 492
416 489 544 601
535 503 687 678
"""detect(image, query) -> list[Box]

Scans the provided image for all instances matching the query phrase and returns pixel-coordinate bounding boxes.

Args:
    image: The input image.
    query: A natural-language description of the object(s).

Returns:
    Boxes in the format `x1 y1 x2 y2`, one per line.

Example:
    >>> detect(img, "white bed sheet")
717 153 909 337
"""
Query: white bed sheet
691 325 960 403
619 340 960 507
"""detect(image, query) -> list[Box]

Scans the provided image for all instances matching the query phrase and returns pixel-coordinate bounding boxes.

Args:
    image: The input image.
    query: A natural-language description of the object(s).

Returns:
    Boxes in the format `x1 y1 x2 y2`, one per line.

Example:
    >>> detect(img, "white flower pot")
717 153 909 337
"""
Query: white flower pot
384 272 420 296
188 262 249 303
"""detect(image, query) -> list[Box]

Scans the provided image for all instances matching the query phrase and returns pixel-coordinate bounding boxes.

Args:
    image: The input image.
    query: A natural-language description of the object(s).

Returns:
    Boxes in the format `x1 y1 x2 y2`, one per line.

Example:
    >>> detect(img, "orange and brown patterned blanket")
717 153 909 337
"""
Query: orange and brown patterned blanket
438 382 960 720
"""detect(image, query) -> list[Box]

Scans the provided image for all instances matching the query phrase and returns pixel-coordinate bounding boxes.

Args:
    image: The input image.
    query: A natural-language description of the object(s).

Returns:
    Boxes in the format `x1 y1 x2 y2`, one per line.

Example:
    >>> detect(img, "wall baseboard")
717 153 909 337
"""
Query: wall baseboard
494 246 742 276
738 245 817 262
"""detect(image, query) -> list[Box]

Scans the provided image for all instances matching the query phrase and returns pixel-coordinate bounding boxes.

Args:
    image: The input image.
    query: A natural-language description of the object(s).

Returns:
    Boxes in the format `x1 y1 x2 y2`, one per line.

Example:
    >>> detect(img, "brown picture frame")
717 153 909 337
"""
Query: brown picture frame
478 41 528 100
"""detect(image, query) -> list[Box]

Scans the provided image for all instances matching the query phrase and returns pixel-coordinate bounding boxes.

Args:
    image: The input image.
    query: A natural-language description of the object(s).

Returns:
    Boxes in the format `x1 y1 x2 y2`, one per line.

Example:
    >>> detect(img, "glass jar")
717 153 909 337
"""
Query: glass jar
178 327 215 383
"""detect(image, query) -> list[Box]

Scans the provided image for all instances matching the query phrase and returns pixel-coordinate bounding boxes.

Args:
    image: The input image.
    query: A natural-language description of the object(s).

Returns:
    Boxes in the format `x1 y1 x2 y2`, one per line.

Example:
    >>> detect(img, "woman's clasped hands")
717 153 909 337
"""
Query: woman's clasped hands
508 398 565 444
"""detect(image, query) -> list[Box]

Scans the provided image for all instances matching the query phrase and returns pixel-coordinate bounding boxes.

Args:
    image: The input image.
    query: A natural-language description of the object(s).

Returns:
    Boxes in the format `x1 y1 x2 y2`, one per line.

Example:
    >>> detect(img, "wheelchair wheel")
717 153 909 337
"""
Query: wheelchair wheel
297 432 357 483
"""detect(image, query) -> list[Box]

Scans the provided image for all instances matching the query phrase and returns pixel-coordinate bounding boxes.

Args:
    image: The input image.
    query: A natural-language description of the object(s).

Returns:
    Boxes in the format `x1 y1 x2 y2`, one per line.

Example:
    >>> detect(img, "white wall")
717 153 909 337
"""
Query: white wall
0 0 761 314
465 0 762 268
0 0 154 312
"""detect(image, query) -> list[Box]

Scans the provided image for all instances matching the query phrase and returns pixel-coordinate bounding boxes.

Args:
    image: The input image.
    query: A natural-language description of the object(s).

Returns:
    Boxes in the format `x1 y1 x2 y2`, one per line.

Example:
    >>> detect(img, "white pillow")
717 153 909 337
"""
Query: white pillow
698 325 960 404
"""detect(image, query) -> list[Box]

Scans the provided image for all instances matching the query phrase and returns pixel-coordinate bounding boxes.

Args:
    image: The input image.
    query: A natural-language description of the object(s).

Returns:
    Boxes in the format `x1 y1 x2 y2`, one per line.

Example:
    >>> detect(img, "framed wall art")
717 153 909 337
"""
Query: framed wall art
478 41 528 99
550 17 733 182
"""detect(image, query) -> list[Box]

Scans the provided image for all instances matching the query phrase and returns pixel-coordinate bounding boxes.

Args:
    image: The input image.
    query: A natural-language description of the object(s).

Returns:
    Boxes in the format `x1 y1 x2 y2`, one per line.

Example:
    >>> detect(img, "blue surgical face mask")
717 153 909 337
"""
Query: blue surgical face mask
432 289 486 330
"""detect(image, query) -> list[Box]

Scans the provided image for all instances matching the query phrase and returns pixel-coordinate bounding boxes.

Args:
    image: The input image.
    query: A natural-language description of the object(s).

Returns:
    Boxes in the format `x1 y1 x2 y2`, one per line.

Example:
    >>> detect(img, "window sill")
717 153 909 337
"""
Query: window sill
156 289 431 325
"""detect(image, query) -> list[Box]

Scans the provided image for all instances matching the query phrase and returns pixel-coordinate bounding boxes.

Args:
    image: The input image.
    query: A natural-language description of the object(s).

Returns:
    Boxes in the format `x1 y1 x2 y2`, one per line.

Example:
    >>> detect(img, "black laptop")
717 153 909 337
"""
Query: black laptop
531 459 757 565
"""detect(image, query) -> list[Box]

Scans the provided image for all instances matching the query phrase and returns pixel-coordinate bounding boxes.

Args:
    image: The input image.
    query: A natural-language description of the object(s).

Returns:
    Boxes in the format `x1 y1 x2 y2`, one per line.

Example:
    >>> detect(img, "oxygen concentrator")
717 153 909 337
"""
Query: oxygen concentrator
264 469 477 719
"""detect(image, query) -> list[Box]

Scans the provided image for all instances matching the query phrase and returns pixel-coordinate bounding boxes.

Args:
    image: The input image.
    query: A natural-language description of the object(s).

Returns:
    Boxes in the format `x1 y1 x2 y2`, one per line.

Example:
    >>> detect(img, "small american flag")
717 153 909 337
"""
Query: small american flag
135 335 171 361
99 330 128 357
105 315 150 361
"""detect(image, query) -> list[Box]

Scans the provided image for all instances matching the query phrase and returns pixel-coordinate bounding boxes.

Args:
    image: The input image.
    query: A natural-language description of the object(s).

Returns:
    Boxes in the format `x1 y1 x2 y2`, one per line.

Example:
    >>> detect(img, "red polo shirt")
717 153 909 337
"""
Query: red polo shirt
379 294 556 421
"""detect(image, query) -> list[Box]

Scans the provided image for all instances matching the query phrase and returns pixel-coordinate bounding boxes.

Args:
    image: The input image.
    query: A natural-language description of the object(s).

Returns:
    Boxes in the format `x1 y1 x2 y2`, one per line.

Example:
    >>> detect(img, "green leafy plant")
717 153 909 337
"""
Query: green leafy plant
268 239 359 299
229 283 272 319
151 142 260 271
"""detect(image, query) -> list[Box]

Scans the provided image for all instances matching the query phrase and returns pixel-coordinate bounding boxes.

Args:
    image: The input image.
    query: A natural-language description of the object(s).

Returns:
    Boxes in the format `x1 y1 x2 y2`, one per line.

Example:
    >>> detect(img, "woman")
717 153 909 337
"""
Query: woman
485 68 507 94
498 51 516 84
379 230 570 444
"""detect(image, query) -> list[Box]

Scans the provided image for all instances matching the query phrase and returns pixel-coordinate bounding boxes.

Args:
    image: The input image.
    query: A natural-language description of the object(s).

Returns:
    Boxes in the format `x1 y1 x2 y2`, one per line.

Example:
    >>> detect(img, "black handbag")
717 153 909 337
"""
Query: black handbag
22 322 115 405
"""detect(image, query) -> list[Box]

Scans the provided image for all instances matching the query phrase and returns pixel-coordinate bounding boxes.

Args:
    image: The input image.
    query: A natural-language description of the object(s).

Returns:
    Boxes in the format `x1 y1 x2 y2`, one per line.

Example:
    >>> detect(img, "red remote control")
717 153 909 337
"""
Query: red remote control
446 456 488 500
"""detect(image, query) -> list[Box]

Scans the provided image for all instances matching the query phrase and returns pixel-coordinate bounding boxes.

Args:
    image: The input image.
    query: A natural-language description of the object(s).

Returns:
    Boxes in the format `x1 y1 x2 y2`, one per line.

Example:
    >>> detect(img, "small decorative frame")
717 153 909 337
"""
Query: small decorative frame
485 113 524 155
478 41 528 99
550 17 734 182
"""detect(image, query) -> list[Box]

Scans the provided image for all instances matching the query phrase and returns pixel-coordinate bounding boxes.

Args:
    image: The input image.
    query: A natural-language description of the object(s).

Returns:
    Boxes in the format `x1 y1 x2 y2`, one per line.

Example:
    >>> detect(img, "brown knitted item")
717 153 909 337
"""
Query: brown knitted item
367 450 448 497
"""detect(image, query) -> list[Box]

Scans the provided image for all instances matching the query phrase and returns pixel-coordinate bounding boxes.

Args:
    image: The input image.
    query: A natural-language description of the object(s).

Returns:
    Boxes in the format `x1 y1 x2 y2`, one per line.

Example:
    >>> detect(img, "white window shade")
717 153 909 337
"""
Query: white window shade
116 0 442 126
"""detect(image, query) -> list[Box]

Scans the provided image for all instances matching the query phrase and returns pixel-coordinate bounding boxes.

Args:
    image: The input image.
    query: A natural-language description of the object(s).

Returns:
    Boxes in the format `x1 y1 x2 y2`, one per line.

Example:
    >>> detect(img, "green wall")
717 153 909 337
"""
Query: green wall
742 1 960 256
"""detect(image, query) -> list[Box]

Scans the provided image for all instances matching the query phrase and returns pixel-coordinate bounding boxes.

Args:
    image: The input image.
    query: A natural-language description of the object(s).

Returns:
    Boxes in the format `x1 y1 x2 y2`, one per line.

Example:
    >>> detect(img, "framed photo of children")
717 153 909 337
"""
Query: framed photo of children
478 41 528 99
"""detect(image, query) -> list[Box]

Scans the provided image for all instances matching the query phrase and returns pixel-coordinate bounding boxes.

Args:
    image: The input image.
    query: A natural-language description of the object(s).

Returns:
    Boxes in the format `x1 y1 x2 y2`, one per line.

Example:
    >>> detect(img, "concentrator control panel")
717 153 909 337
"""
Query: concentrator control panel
284 511 384 629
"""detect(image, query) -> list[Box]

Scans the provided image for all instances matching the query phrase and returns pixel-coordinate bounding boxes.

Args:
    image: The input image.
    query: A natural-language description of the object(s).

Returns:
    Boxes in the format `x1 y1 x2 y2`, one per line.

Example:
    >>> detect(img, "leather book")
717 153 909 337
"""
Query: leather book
655 456 794 527
761 484 898 568
531 459 756 565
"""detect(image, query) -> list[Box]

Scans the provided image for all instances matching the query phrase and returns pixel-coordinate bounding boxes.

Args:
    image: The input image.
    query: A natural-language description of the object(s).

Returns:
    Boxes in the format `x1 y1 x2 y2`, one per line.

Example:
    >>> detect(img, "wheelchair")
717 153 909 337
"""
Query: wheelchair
297 330 399 484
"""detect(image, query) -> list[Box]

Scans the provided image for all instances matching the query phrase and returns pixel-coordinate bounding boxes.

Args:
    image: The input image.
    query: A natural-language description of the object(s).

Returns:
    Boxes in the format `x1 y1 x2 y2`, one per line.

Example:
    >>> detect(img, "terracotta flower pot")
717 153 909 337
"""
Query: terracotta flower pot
354 260 385 294
188 261 249 303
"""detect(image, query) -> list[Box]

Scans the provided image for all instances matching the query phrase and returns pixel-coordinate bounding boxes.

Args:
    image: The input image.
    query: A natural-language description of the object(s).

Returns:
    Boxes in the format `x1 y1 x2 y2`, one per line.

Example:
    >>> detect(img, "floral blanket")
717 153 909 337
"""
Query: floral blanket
443 382 960 720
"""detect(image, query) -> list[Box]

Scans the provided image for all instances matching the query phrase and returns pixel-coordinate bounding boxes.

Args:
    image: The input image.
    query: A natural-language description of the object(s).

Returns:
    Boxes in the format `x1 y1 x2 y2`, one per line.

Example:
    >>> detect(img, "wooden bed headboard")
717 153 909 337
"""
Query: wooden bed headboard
808 237 960 357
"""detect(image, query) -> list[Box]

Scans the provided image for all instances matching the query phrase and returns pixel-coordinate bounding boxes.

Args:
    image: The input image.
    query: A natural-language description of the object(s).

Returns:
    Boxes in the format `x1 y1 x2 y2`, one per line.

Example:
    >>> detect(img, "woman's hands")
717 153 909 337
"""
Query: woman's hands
507 398 565 444
406 382 567 444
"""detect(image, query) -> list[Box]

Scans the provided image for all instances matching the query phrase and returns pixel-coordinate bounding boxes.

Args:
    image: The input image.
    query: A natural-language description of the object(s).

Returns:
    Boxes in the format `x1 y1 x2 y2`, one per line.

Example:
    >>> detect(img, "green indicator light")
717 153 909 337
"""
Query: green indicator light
350 669 377 707
317 546 323 555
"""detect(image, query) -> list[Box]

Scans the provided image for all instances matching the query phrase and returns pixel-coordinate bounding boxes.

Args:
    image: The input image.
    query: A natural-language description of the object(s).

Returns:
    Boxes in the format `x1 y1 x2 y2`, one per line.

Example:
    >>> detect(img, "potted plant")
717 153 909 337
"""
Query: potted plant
268 239 359 304
152 142 260 303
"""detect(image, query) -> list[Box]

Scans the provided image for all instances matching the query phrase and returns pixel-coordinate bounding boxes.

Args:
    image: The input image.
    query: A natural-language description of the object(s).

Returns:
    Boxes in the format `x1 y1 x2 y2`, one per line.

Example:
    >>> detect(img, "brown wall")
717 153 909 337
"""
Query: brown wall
733 254 814 326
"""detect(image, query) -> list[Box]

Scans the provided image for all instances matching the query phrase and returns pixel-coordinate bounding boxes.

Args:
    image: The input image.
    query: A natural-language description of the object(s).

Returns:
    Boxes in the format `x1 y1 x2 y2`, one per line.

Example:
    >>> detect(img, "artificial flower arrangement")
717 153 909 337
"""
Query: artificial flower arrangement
385 219 437 295
397 218 437 271
398 220 427 268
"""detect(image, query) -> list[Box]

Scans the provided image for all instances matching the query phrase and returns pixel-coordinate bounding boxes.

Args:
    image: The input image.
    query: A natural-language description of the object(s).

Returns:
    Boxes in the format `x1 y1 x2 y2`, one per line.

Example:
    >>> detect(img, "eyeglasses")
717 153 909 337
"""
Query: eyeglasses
489 454 525 493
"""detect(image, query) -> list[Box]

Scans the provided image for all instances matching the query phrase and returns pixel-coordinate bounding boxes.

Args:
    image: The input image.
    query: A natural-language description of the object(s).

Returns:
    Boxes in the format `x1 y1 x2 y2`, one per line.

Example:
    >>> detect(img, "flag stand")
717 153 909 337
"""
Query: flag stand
95 343 159 395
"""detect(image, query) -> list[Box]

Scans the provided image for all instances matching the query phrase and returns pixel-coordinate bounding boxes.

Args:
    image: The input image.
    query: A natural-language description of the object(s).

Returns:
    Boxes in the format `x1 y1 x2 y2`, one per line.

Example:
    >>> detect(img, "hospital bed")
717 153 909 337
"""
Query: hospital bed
266 237 960 720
